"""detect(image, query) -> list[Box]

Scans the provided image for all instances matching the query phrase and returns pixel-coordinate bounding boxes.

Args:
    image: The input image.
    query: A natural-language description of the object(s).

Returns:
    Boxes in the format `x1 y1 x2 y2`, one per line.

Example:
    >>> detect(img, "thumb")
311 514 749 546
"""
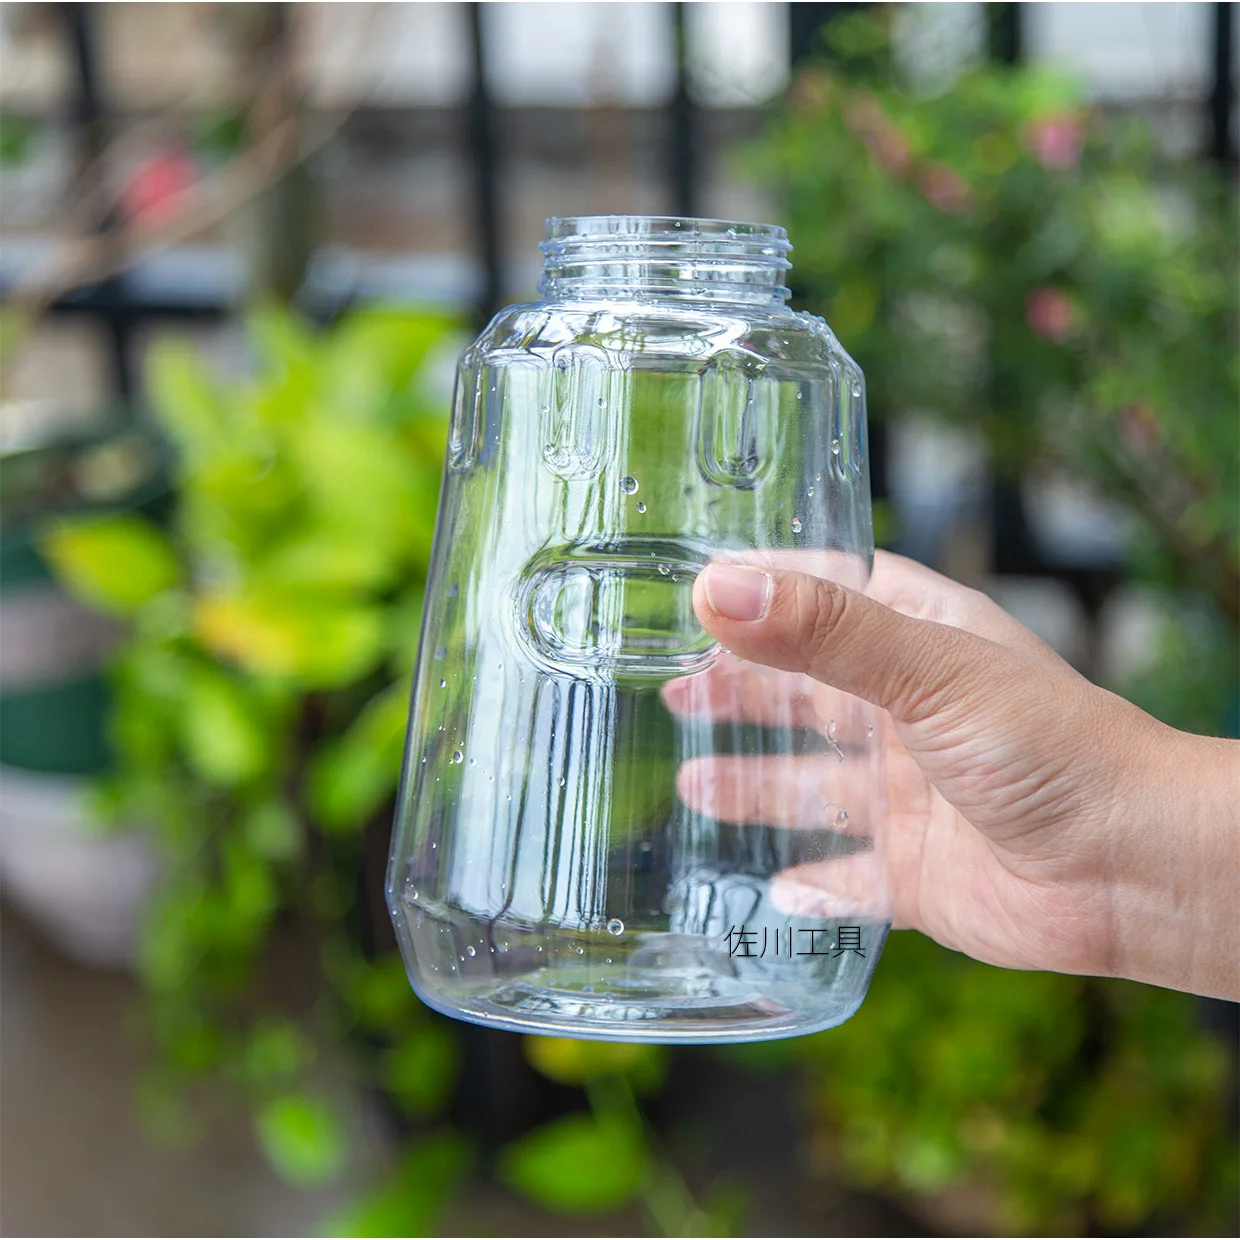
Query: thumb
692 562 1001 724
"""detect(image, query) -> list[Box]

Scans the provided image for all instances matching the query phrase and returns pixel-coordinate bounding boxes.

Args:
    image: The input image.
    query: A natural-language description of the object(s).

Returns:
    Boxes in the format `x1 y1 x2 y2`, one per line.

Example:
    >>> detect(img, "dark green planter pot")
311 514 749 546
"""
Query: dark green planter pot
0 424 171 776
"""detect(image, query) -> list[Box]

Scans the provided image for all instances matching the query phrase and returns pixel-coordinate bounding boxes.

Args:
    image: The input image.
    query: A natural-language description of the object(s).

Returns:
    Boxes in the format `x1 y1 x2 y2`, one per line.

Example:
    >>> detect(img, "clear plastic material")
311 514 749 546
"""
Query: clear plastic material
388 217 890 1042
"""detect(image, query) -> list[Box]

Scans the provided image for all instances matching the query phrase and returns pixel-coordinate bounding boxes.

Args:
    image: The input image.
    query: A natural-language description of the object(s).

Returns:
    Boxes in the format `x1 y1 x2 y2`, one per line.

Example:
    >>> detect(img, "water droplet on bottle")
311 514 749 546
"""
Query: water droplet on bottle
621 475 639 494
439 678 447 688
451 749 463 764
791 517 803 534
635 500 646 513
657 564 669 575
465 944 476 957
606 918 625 936
831 438 841 455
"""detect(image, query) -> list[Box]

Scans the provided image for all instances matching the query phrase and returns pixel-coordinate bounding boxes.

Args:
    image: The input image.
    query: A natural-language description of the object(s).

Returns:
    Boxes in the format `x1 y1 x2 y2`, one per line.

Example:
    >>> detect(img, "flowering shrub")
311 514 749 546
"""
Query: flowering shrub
741 12 1240 1235
761 12 1238 640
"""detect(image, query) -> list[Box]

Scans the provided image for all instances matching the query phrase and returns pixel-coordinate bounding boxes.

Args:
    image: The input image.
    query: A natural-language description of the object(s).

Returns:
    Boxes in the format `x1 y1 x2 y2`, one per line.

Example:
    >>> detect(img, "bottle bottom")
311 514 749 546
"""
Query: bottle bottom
395 899 888 1043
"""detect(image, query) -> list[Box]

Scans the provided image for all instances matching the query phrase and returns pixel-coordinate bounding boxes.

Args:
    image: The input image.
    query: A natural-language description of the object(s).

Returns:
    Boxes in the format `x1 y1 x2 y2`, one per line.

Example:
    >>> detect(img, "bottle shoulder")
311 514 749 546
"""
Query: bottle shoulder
467 299 861 379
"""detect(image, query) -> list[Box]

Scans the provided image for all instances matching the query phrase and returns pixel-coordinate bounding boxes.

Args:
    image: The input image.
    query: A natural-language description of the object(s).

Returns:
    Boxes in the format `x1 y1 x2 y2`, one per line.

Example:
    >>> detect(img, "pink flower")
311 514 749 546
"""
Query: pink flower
845 93 911 177
1026 115 1083 171
121 147 198 226
1025 287 1075 342
919 165 972 215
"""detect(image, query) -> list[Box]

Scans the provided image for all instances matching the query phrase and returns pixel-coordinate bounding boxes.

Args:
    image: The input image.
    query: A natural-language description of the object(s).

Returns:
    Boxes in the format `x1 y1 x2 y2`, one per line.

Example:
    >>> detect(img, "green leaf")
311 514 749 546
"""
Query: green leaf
382 1027 459 1117
146 340 228 449
524 1036 665 1087
243 800 303 861
40 512 182 616
254 1094 347 1187
307 681 409 832
243 1021 313 1084
326 1131 471 1238
499 1113 647 1214
348 954 420 1032
193 590 385 687
179 667 270 786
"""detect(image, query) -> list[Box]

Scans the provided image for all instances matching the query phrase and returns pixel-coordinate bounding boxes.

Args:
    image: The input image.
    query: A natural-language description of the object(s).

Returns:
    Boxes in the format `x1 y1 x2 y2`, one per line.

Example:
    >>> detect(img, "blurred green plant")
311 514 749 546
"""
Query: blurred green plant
506 1038 745 1236
737 9 1240 1235
759 9 1239 630
40 305 471 1232
729 933 1238 1235
39 304 735 1238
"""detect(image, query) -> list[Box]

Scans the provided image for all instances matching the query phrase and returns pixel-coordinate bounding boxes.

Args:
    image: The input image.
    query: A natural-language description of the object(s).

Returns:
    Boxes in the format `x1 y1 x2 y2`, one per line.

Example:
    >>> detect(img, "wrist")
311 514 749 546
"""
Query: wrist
1106 723 1239 999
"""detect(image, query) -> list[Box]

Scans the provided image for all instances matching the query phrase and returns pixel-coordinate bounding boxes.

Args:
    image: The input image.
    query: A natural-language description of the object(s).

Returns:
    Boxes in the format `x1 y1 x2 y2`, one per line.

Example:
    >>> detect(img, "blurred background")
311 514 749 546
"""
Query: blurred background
1 3 1237 1236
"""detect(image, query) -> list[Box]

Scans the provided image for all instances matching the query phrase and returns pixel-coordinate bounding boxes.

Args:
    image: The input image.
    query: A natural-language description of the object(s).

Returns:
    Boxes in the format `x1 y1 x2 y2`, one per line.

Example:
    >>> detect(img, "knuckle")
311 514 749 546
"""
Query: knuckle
798 577 849 670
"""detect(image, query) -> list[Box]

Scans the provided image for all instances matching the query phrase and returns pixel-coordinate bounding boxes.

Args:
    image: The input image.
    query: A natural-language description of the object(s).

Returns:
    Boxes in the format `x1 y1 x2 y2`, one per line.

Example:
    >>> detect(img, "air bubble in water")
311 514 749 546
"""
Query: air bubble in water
621 475 639 494
465 945 476 957
657 564 669 576
451 749 463 764
866 722 875 738
606 918 625 936
636 500 646 513
851 380 862 397
807 487 814 496
831 438 841 455
835 808 850 828
469 757 477 766
574 946 584 955
558 776 567 787
791 517 803 534
439 678 446 688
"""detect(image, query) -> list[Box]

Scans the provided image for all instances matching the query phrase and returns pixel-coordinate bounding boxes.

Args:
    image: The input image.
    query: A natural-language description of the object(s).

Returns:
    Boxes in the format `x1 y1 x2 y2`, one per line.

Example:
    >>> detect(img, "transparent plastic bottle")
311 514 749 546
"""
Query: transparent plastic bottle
388 216 890 1042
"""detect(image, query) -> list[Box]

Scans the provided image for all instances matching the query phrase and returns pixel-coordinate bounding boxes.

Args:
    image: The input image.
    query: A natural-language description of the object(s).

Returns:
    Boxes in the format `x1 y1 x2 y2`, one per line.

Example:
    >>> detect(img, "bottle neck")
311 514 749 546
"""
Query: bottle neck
538 216 792 308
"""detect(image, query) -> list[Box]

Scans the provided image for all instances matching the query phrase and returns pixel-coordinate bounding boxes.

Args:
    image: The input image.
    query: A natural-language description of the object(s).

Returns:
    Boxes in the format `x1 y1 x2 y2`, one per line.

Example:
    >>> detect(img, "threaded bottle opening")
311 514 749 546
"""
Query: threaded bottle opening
539 215 792 305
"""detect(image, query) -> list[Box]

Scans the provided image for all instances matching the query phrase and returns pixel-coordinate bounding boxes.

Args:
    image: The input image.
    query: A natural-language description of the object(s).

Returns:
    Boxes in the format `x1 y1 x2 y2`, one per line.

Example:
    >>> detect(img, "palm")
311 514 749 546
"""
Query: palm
668 550 1121 979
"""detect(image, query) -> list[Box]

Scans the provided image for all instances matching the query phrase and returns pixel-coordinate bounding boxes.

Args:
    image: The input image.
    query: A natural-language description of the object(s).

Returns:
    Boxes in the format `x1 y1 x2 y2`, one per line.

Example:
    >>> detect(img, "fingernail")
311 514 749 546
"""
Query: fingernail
703 565 771 622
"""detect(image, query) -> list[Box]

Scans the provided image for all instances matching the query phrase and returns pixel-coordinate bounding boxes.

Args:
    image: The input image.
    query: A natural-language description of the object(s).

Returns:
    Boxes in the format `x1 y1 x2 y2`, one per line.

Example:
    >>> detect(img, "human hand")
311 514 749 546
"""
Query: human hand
673 551 1239 1000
